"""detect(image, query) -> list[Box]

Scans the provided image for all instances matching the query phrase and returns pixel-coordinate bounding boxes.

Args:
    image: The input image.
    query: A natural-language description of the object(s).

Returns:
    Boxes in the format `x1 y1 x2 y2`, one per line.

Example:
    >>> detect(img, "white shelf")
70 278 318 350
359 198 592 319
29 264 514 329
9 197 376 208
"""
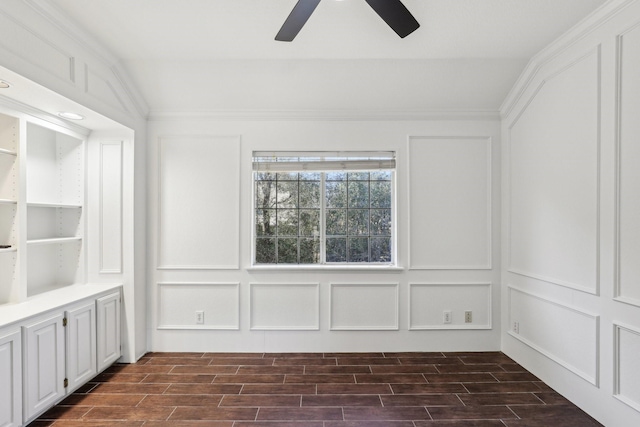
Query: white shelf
27 202 82 209
27 237 82 246
0 199 17 205
0 247 16 253
0 147 17 156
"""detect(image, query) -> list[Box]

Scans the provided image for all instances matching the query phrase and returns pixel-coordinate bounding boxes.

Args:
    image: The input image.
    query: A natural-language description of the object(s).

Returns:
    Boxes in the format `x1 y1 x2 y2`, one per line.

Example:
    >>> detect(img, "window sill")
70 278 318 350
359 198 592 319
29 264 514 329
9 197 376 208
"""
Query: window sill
247 265 404 272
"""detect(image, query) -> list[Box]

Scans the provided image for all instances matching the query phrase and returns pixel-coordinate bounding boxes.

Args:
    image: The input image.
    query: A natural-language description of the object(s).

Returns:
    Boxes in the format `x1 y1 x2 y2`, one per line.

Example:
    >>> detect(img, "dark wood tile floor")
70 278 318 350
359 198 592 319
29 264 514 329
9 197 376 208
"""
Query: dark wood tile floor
31 352 603 426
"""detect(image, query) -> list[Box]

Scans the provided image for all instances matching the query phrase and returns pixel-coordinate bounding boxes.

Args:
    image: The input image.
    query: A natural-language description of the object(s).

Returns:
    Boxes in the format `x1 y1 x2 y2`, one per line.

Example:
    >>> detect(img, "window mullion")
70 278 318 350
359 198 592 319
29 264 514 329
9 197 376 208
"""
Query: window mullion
320 173 326 264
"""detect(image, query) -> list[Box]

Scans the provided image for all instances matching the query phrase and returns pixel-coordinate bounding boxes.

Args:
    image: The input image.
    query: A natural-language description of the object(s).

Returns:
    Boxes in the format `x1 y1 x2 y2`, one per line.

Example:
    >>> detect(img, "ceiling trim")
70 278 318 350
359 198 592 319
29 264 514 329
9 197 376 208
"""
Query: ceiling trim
500 0 635 118
147 109 501 122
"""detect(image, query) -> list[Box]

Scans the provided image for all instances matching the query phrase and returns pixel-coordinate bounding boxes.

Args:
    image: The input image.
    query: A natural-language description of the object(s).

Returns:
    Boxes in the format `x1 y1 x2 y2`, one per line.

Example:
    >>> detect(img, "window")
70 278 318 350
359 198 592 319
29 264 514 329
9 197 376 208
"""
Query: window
253 151 395 265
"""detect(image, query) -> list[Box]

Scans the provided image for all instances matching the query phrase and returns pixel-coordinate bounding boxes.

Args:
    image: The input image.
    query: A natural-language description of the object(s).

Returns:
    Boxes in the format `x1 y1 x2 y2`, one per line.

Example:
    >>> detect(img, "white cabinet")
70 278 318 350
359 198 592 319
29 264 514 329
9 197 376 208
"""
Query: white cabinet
23 313 65 422
0 327 21 427
66 302 97 392
96 292 121 372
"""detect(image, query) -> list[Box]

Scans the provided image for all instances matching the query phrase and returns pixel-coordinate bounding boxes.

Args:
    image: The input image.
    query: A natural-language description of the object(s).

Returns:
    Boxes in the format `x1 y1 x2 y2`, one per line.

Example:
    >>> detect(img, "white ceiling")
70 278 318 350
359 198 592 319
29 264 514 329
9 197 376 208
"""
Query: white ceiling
48 0 607 114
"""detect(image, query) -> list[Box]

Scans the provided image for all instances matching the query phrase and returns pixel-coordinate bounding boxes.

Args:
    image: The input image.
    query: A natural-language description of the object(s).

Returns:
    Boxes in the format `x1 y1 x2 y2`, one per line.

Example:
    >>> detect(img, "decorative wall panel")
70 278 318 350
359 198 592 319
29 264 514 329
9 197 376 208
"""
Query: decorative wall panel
99 141 123 274
409 136 491 270
0 9 74 84
157 135 240 269
409 283 491 330
616 23 640 306
330 283 398 330
250 283 319 330
157 283 239 330
614 323 640 412
508 286 599 385
509 49 600 293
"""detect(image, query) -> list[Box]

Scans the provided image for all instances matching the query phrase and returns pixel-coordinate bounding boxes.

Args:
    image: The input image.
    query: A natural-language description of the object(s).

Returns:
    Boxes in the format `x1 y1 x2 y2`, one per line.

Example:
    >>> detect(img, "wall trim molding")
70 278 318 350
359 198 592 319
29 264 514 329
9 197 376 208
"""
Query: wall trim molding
506 46 601 295
98 140 123 274
156 282 240 330
249 282 320 331
500 0 637 118
147 109 501 122
408 282 492 330
613 322 640 412
507 286 600 386
329 283 399 331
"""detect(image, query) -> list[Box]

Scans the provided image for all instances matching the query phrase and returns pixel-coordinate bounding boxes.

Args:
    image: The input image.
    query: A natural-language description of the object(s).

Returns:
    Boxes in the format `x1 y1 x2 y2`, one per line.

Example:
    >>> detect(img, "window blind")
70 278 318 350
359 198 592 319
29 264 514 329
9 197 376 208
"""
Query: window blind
252 151 396 172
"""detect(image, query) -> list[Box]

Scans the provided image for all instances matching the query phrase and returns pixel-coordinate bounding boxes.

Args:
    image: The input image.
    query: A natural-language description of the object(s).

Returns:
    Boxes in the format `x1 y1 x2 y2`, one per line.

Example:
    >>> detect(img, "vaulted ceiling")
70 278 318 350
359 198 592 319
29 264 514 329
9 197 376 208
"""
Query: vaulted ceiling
49 0 606 115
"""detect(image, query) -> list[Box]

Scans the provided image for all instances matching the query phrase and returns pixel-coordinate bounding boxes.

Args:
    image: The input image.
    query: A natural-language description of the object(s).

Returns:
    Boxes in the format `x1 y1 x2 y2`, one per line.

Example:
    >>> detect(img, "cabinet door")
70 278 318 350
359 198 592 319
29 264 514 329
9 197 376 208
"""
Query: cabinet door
0 327 22 427
23 313 65 422
66 302 97 392
96 292 121 372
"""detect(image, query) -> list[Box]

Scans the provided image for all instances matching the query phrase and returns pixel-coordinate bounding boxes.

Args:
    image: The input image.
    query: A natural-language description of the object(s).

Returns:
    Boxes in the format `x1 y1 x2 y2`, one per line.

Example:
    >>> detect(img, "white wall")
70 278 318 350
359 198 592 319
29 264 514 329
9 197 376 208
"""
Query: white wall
501 0 640 425
147 117 502 352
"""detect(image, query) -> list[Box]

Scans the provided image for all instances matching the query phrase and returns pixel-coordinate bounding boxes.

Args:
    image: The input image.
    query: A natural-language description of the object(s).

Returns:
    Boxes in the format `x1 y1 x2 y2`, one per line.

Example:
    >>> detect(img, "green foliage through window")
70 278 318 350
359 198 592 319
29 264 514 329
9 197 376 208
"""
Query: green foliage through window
254 166 393 265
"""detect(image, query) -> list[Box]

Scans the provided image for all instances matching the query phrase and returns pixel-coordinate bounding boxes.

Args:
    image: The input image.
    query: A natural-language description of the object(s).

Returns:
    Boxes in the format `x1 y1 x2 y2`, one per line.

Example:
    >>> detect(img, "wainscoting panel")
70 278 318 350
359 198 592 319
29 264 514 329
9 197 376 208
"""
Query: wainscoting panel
508 48 600 293
408 137 492 270
157 135 240 269
99 141 123 274
615 22 640 306
330 283 398 330
250 283 319 330
508 286 599 385
0 8 74 84
409 283 491 330
157 283 239 330
614 323 640 412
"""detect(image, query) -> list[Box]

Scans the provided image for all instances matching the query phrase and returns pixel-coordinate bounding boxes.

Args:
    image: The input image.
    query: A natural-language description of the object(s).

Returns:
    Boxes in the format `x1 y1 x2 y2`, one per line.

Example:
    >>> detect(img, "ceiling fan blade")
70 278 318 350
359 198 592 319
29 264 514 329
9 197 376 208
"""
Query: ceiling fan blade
275 0 322 42
364 0 420 38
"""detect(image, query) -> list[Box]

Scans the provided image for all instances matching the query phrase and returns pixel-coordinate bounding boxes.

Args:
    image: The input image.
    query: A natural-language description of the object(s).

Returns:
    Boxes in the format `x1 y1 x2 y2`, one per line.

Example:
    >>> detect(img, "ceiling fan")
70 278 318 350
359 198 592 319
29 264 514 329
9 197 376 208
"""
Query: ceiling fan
275 0 420 41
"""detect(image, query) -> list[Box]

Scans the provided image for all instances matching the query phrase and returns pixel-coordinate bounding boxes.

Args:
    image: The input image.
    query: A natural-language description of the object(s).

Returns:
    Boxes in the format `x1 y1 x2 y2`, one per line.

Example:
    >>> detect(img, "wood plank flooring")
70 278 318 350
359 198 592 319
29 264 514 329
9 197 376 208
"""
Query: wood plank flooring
30 352 603 426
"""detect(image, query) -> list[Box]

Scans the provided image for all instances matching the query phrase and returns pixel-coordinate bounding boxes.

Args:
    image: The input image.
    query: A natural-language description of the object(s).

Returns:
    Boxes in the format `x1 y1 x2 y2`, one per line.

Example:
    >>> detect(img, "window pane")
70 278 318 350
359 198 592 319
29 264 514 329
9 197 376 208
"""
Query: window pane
326 238 347 262
299 181 320 208
256 209 276 236
300 238 320 263
326 209 346 235
256 172 276 181
277 172 298 180
370 209 391 236
348 181 369 208
278 238 298 263
371 181 391 208
371 237 391 262
326 171 346 181
348 237 369 262
300 172 321 181
277 181 298 208
277 209 298 236
326 181 347 208
300 209 320 236
348 209 369 235
371 171 391 181
256 181 277 208
256 238 276 263
348 172 370 181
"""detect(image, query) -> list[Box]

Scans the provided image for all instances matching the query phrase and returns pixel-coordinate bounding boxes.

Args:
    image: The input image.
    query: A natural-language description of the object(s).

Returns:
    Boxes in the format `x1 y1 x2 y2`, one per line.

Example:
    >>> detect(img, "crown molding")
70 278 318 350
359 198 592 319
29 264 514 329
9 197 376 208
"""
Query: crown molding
147 109 501 122
500 0 638 119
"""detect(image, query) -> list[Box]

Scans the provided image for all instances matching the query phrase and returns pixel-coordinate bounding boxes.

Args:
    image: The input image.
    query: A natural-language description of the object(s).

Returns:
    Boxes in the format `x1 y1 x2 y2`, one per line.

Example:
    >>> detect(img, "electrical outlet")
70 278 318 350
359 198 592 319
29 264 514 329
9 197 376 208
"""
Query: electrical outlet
512 321 519 334
464 311 472 323
443 310 452 324
195 311 204 324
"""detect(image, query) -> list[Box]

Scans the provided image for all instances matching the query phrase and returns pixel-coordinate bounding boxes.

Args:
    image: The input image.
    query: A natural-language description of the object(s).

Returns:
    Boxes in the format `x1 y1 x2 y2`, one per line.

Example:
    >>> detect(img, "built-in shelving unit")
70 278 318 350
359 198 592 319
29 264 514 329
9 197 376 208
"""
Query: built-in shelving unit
0 112 86 304
0 112 19 305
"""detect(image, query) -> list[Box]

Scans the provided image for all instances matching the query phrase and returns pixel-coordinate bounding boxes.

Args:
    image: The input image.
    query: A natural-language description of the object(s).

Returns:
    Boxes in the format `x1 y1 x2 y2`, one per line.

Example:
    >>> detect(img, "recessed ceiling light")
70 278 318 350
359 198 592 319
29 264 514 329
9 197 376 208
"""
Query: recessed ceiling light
0 80 10 89
58 112 85 120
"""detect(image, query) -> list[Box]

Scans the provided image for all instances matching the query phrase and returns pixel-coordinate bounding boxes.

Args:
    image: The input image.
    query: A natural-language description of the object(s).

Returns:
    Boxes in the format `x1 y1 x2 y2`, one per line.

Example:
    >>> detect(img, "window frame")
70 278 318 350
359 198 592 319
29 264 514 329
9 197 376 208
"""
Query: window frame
251 152 397 268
